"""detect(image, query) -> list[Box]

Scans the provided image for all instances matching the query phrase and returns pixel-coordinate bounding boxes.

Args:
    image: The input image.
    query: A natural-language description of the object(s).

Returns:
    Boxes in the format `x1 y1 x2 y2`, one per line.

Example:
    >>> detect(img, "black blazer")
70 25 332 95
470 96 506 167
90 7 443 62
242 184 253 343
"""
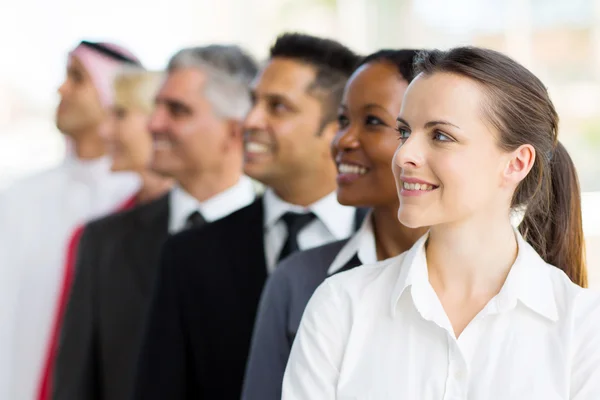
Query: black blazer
133 199 366 400
53 194 170 400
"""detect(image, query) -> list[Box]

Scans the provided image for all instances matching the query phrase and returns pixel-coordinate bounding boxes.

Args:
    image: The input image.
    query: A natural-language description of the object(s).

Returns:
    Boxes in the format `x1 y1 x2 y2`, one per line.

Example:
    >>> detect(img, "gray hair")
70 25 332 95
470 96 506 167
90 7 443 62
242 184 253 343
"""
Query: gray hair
167 45 258 120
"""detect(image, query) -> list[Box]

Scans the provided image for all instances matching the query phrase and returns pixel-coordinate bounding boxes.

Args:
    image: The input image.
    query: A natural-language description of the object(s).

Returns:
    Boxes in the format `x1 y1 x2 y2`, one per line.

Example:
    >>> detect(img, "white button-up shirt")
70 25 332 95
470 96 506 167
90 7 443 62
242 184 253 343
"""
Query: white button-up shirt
283 231 600 400
263 189 356 273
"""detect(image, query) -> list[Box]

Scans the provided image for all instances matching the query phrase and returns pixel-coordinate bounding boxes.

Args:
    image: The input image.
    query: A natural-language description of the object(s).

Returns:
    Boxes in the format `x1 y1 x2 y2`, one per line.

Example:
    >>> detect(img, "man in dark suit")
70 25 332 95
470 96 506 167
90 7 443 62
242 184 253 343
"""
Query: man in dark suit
133 33 363 400
52 45 259 400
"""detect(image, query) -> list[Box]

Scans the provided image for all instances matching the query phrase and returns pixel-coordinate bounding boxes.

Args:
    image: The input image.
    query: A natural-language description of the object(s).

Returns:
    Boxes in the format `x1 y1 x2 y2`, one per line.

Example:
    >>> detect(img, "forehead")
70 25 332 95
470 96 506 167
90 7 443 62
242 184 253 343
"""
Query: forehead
343 62 407 108
157 67 206 101
401 72 487 124
251 58 316 100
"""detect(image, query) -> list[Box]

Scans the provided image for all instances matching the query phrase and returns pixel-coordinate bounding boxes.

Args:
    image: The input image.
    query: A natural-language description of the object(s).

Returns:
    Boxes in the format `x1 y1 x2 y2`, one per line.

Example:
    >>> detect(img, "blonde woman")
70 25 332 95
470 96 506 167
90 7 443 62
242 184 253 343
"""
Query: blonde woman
104 69 173 202
37 69 172 400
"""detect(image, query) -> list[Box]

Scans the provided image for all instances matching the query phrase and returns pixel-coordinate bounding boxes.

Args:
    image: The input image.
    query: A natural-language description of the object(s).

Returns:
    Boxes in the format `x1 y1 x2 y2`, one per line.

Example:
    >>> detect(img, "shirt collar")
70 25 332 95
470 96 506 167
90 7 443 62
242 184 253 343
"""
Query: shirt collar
389 229 559 321
495 232 559 321
263 189 355 240
328 210 376 275
169 176 256 233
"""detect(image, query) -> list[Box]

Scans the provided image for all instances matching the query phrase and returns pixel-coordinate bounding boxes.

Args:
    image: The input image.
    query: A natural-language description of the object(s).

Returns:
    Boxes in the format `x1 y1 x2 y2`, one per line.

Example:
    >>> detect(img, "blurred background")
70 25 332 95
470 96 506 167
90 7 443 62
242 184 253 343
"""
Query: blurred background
0 0 598 283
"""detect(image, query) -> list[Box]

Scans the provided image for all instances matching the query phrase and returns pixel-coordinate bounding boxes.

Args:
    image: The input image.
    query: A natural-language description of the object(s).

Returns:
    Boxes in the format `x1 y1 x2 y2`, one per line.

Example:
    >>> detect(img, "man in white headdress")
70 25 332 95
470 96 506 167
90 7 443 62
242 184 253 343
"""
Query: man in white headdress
0 40 143 400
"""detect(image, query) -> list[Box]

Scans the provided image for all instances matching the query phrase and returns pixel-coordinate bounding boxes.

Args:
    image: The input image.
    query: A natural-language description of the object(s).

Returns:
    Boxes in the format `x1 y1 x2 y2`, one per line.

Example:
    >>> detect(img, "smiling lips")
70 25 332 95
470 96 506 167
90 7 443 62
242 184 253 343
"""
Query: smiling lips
245 142 270 154
400 177 439 196
338 163 368 175
336 162 369 184
153 136 173 151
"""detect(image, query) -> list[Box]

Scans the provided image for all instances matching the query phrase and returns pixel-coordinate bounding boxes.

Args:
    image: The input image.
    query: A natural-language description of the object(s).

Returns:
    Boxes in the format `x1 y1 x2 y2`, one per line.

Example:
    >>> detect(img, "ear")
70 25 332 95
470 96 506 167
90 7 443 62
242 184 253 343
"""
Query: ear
228 119 244 140
502 144 535 187
222 119 244 151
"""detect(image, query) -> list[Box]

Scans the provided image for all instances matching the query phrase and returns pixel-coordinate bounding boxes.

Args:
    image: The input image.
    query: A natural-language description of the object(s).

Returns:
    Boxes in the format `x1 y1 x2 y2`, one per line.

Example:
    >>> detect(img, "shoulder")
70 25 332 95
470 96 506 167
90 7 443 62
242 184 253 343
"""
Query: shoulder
539 264 600 339
273 240 349 280
265 239 350 297
82 195 166 236
327 252 406 289
309 252 408 310
167 198 262 247
0 165 64 201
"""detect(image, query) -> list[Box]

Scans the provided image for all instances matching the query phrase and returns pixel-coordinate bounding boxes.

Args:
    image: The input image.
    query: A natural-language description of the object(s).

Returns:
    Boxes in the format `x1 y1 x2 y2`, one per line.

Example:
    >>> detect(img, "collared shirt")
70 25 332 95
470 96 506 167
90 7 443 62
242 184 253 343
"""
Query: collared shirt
0 156 140 400
327 211 376 275
283 231 600 400
263 189 355 272
168 175 256 233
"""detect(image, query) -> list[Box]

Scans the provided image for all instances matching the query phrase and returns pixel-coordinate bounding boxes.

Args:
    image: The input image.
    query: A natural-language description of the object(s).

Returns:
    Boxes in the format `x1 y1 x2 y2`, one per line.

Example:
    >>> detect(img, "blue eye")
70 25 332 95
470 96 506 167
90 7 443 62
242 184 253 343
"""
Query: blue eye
434 131 452 142
396 127 410 141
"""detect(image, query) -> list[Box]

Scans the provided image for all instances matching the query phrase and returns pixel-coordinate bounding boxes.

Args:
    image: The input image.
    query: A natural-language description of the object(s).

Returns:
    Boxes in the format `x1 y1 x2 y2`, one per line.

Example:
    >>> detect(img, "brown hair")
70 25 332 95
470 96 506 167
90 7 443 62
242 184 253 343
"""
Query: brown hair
414 47 587 287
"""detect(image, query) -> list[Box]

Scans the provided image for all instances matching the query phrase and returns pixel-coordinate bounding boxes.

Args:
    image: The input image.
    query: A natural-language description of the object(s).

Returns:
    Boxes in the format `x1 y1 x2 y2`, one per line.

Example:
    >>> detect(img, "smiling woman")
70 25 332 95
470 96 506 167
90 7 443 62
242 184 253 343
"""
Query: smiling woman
241 49 427 400
282 47 600 400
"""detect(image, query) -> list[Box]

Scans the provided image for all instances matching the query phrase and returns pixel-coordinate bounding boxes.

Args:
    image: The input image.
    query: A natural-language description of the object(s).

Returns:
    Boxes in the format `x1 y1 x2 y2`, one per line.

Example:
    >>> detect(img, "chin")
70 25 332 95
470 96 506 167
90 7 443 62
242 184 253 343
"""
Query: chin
336 192 372 208
110 162 131 173
243 164 268 184
397 208 429 229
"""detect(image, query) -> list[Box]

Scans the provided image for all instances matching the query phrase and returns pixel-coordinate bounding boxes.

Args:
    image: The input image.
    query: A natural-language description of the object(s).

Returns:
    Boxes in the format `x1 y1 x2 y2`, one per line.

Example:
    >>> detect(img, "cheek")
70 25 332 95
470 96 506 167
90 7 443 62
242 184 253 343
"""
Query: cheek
437 150 498 209
172 120 201 145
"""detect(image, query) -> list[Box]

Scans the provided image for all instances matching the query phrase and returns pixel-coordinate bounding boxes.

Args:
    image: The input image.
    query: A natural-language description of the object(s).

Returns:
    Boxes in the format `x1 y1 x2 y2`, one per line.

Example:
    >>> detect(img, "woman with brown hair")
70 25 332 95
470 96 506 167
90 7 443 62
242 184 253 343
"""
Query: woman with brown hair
283 47 597 399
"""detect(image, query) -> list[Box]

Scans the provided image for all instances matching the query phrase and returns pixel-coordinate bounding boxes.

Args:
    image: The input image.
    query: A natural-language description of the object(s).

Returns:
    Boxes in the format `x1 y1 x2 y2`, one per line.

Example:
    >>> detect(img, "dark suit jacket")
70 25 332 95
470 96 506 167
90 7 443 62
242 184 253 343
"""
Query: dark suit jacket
53 194 170 400
133 199 366 400
242 240 362 400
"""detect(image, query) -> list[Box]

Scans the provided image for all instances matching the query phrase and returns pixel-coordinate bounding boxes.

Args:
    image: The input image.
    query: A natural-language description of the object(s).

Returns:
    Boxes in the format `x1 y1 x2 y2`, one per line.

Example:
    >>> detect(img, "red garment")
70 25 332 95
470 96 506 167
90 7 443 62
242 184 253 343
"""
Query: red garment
36 195 137 400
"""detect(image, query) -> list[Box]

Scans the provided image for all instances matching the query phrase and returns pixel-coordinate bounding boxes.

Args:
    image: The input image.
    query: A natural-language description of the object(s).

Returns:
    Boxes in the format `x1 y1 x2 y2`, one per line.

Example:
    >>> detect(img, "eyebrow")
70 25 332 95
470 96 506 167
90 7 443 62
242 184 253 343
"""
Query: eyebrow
339 103 388 112
396 117 460 130
156 97 192 113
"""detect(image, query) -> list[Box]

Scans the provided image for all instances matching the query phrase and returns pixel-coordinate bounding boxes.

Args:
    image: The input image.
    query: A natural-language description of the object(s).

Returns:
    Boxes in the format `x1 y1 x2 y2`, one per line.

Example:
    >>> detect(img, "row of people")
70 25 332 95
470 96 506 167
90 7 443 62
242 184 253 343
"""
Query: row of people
0 30 597 400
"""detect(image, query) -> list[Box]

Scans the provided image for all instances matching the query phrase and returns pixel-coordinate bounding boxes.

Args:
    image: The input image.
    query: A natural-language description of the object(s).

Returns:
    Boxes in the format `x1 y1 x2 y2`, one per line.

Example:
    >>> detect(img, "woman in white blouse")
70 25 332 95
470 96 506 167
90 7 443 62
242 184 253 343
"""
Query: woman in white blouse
283 47 598 399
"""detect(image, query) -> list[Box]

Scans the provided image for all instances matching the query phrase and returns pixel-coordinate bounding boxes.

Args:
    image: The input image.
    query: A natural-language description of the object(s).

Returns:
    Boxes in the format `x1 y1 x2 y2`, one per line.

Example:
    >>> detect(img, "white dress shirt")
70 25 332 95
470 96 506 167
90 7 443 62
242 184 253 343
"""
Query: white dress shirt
328 211 376 274
263 189 356 273
0 156 140 400
283 231 600 400
168 175 256 233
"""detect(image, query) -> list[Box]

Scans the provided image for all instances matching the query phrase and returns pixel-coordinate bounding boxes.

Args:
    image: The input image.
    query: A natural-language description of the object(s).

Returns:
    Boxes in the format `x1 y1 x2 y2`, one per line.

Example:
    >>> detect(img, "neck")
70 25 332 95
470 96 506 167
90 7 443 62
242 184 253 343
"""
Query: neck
179 170 241 203
272 166 337 207
426 212 517 297
135 170 174 204
372 204 427 260
71 130 106 160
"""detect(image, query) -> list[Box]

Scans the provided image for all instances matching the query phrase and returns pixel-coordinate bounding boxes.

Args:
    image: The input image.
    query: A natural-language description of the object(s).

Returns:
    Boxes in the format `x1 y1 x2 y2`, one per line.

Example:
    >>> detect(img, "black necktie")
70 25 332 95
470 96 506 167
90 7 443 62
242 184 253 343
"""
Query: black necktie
184 210 206 230
277 211 316 262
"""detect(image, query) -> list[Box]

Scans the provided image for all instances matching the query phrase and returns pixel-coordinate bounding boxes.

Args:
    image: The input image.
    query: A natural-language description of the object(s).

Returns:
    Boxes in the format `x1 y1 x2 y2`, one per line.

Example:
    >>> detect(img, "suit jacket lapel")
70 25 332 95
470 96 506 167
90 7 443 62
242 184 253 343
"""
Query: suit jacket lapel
123 194 170 296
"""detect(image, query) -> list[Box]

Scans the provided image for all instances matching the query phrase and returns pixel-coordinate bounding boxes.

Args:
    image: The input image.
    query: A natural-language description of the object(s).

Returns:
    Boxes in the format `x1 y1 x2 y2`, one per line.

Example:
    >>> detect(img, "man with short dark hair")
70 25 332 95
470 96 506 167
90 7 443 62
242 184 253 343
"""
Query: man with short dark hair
134 33 363 400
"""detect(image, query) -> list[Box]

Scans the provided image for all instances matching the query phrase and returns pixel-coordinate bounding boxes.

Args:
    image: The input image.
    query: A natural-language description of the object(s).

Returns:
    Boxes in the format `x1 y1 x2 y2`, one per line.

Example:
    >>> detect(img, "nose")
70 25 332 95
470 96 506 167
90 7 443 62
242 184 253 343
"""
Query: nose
243 103 266 132
57 79 69 97
147 105 167 134
393 134 425 170
331 124 359 156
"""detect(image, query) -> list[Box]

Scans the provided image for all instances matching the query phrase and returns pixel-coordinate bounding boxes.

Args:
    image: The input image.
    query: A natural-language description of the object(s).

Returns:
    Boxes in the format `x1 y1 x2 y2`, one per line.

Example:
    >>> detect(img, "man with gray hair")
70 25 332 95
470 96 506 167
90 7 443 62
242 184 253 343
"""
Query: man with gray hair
52 44 258 400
